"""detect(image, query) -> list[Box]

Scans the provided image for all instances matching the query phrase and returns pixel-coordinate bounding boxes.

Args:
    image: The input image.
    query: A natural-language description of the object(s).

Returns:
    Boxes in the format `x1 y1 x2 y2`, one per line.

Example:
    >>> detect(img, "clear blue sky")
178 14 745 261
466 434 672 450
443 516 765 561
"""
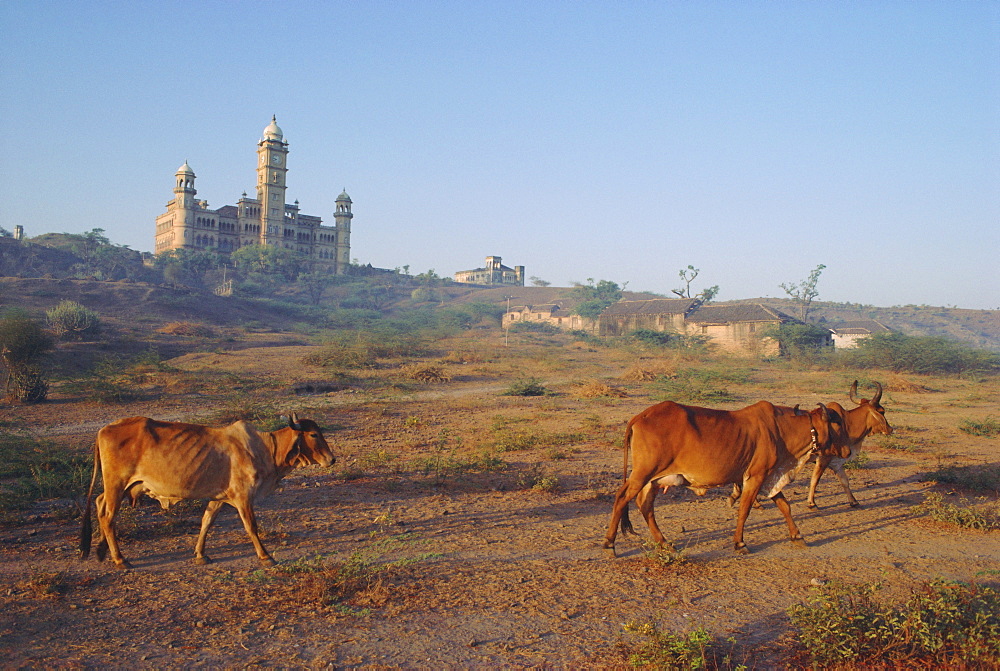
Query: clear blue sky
2 1 998 309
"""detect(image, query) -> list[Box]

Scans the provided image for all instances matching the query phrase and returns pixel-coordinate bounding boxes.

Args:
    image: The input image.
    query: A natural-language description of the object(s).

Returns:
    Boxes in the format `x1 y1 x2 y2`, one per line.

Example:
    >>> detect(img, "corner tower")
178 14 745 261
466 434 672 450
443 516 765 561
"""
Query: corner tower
334 190 353 273
256 116 288 246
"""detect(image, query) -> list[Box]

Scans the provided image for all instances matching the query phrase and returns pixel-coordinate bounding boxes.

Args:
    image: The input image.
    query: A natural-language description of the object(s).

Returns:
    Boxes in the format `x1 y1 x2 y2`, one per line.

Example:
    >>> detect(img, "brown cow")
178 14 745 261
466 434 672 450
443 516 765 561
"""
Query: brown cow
80 413 335 569
805 381 892 508
604 401 848 556
729 382 893 509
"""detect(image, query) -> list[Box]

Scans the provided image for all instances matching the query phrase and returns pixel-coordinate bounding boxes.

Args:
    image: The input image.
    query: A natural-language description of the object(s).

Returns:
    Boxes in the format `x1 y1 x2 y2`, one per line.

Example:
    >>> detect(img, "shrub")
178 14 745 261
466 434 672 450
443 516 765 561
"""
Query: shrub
762 322 832 358
401 364 451 383
913 492 1000 530
629 329 677 347
508 321 560 334
501 377 548 396
620 622 713 669
45 300 101 340
844 332 999 375
0 313 53 402
789 579 1000 667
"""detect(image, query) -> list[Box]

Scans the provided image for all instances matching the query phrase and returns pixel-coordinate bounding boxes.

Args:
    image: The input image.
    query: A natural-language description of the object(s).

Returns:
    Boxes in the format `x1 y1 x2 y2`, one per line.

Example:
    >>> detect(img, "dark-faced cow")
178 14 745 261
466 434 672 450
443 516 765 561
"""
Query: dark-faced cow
604 400 848 556
804 380 892 508
729 382 893 509
80 413 335 569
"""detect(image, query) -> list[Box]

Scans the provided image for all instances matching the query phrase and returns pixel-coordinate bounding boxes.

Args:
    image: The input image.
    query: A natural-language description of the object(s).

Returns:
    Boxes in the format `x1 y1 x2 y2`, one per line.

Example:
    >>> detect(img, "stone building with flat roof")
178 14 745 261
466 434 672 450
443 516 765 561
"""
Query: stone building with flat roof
454 256 524 286
154 117 353 274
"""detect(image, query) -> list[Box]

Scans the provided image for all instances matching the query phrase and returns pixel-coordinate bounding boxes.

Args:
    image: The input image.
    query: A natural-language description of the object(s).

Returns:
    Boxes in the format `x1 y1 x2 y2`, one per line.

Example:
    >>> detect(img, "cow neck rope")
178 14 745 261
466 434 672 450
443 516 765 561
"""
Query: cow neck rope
808 427 819 456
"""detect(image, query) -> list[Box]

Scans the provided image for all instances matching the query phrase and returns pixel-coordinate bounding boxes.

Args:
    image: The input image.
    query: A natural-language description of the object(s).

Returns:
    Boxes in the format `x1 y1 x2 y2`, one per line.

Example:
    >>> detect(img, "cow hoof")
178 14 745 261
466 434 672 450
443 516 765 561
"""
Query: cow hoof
735 544 750 555
114 560 133 570
603 544 617 558
806 502 817 509
195 556 212 565
792 537 808 548
849 501 862 508
259 556 277 567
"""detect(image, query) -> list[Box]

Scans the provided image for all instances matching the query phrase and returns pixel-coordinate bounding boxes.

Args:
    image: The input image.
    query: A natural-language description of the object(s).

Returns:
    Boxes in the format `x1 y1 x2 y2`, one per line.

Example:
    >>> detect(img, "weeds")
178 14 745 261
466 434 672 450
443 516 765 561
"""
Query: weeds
256 532 440 616
651 366 751 404
844 451 871 470
959 416 1000 438
913 492 1000 530
0 431 89 520
21 570 72 598
620 621 714 669
643 541 687 567
923 464 1000 492
789 578 1000 668
502 377 549 396
411 430 507 482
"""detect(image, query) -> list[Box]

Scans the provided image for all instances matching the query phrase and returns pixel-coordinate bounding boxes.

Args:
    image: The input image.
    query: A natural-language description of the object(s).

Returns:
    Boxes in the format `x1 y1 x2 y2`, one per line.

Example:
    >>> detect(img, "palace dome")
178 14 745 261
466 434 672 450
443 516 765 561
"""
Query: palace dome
176 160 194 175
262 115 283 141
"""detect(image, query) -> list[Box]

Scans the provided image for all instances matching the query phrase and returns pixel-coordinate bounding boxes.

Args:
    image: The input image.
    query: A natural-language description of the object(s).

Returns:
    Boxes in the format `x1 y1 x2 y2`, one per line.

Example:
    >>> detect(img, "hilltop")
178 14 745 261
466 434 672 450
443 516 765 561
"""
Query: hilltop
1 233 997 350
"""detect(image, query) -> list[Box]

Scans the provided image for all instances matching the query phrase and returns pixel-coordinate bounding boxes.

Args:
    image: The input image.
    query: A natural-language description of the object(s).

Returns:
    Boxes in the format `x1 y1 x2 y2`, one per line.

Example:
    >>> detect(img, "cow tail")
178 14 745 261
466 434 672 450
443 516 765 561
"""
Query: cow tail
620 422 636 536
79 439 100 559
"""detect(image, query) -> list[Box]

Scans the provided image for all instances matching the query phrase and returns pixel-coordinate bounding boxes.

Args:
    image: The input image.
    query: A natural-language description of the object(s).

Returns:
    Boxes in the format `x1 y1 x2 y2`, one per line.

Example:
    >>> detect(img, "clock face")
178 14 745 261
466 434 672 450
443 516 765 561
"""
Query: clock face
271 155 281 164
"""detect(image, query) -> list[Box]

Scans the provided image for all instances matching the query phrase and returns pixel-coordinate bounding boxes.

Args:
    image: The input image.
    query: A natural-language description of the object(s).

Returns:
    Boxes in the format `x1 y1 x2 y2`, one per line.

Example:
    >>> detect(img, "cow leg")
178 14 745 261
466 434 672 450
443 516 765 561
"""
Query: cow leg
771 491 807 547
635 483 667 548
232 501 276 567
603 479 645 556
194 500 225 565
831 464 860 507
95 489 132 569
806 456 830 509
733 477 764 554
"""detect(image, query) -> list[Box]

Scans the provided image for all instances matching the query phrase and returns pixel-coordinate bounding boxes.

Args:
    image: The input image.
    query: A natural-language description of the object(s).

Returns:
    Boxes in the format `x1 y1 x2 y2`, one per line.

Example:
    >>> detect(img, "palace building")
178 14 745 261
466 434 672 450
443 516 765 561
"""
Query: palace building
154 117 353 273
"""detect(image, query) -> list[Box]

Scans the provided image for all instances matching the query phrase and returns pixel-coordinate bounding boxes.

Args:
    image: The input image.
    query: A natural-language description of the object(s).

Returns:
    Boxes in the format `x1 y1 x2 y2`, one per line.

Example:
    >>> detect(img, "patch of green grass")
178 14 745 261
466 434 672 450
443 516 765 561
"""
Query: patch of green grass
620 622 714 670
844 452 871 470
959 416 1000 438
913 492 1000 530
923 464 1000 491
0 431 90 521
789 578 1000 668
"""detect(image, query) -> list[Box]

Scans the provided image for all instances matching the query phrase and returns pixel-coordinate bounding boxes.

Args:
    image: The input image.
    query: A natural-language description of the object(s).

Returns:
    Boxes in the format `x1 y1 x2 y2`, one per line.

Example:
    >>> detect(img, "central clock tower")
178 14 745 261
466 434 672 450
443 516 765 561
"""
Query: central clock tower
256 115 289 246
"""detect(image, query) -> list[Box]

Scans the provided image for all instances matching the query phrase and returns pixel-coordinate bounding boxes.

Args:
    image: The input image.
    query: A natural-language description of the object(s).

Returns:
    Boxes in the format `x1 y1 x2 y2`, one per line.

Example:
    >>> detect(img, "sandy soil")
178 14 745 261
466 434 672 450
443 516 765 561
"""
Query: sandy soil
1 334 998 668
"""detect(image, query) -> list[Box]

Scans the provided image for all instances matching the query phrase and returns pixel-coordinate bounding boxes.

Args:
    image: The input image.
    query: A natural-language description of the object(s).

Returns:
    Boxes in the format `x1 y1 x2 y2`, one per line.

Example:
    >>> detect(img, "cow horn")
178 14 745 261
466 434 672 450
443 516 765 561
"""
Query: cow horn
849 380 860 404
872 381 883 406
792 404 801 415
816 402 829 420
288 412 302 430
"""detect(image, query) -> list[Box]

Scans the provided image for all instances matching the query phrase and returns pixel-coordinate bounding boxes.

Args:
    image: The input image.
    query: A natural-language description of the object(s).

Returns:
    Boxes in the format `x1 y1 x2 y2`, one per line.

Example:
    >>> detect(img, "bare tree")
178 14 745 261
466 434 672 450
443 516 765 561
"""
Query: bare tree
671 265 699 298
780 264 827 322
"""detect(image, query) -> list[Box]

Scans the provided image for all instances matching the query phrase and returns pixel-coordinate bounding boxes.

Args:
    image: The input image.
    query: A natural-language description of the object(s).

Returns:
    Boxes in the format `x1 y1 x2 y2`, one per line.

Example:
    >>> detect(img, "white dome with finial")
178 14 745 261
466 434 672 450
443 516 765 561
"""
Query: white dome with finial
176 160 195 175
262 115 283 141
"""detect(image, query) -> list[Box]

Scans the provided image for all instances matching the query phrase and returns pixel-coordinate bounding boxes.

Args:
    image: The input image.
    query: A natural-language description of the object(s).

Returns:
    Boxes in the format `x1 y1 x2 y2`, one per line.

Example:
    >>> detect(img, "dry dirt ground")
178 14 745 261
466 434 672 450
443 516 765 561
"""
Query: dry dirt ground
1 330 998 668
